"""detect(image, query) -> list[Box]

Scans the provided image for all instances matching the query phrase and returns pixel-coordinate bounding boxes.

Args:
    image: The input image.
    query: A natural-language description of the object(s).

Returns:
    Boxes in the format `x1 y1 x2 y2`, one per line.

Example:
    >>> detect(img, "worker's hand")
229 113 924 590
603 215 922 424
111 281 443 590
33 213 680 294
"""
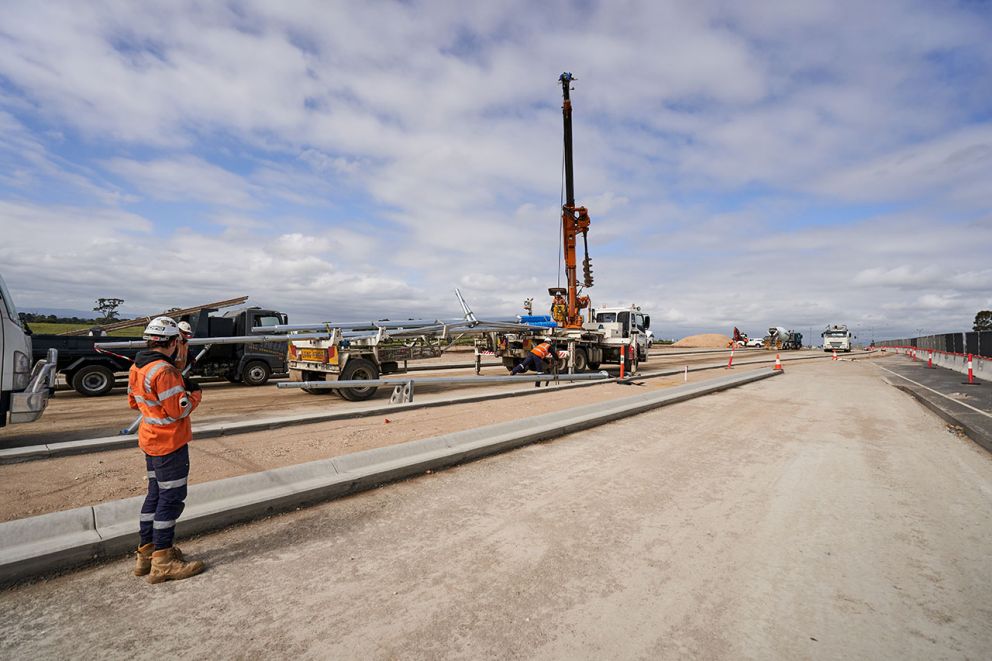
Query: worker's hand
183 375 201 392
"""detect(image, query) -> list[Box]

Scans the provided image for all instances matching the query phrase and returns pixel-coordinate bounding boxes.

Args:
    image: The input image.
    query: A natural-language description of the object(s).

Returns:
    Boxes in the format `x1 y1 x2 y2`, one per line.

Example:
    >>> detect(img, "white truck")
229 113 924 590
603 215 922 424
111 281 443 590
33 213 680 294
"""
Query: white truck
481 304 651 373
0 274 58 427
821 324 853 352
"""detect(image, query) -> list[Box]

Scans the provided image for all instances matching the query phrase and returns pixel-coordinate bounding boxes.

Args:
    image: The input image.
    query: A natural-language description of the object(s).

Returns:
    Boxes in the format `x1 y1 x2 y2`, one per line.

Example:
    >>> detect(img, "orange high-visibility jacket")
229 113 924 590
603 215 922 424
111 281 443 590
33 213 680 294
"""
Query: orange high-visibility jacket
128 356 202 456
531 342 552 359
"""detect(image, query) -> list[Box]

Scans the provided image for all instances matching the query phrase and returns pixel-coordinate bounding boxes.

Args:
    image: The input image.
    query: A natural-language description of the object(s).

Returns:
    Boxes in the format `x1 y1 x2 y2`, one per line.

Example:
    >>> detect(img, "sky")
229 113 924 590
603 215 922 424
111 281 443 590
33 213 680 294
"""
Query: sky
0 0 990 341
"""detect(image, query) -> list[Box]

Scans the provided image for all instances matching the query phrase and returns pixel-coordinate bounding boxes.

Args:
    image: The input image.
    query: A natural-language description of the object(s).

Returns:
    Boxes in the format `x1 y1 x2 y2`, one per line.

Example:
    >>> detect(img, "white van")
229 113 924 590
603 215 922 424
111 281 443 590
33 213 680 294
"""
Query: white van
0 274 57 427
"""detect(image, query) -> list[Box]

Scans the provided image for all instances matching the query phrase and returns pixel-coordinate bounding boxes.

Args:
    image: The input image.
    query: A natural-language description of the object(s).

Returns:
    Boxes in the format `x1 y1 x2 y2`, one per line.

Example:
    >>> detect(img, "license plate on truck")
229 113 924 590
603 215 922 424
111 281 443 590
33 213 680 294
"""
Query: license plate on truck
300 348 326 362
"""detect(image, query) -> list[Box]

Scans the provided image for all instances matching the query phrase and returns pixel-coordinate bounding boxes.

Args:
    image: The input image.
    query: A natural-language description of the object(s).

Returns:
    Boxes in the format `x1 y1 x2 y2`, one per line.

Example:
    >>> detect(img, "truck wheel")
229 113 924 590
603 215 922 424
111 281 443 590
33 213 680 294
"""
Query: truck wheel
337 358 379 401
503 357 520 373
587 362 601 371
241 361 271 386
572 348 588 372
72 365 115 397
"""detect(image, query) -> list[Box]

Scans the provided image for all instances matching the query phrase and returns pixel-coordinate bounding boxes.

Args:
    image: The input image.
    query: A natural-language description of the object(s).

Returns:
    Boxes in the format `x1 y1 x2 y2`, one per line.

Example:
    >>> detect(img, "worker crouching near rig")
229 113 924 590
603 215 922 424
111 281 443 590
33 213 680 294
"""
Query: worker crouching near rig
128 316 205 583
511 341 554 375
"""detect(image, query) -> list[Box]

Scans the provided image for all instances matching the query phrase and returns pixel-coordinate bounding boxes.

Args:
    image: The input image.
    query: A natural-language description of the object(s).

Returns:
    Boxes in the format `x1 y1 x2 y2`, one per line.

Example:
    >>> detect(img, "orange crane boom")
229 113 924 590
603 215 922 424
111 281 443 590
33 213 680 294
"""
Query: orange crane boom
553 72 594 329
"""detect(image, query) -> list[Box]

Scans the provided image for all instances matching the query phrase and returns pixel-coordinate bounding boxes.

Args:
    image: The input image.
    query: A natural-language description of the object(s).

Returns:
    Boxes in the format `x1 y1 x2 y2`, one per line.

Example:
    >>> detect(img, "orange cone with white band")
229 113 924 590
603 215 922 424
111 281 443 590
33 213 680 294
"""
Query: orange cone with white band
832 349 838 361
773 354 783 370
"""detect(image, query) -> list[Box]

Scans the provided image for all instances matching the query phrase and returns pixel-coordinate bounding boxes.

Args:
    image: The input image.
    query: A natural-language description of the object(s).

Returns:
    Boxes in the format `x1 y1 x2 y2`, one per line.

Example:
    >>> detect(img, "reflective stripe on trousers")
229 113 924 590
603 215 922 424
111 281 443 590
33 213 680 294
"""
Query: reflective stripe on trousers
139 444 190 549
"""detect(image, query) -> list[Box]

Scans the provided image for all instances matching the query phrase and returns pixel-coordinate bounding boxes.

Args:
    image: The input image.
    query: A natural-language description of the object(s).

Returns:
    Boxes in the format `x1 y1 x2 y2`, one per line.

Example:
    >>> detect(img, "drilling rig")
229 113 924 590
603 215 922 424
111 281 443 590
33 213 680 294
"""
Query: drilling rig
475 73 652 373
549 71 594 329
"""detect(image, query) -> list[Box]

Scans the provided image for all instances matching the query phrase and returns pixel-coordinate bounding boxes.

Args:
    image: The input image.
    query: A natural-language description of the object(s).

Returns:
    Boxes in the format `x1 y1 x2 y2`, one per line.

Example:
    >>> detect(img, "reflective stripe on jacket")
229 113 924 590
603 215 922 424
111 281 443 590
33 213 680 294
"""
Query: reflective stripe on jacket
530 342 551 359
128 357 201 456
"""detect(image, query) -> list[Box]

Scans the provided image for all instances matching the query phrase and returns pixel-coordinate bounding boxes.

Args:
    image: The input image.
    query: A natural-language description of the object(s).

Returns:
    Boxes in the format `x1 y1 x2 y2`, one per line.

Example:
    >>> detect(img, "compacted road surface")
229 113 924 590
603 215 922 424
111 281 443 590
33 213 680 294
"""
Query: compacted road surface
2 359 990 659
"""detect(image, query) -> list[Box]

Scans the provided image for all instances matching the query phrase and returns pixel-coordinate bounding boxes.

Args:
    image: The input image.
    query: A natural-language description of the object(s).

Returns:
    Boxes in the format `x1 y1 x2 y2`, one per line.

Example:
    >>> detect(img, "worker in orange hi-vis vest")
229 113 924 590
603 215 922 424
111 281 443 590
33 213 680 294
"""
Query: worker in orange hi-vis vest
511 341 554 375
128 316 205 584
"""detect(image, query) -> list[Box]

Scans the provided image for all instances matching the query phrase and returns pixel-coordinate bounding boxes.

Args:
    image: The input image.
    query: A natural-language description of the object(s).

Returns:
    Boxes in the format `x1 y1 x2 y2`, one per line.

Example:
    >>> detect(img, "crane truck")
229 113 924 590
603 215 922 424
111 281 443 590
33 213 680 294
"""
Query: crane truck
477 72 651 373
278 72 651 398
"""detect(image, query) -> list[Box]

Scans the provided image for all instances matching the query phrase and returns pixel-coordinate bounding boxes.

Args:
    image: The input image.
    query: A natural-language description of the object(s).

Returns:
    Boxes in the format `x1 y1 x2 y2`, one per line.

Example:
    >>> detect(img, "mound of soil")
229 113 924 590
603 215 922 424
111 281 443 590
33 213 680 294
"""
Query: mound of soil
672 333 733 348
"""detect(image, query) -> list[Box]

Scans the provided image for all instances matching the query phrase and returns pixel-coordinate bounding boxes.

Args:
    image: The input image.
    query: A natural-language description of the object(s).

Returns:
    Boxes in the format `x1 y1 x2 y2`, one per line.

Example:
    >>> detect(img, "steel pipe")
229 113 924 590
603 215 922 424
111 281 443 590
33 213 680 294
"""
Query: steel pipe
95 332 332 350
277 371 610 389
257 319 546 334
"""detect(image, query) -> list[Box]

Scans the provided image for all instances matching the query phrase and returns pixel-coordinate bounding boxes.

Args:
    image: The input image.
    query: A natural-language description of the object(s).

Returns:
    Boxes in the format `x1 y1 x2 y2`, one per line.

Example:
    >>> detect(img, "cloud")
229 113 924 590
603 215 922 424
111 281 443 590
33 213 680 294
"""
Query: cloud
103 156 259 208
0 1 990 339
816 126 992 207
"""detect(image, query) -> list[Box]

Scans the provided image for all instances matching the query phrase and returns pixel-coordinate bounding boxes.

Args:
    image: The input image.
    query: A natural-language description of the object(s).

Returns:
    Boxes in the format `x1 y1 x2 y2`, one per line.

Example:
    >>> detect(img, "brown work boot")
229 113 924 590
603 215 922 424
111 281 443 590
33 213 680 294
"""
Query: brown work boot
135 544 187 576
133 543 154 576
146 546 204 584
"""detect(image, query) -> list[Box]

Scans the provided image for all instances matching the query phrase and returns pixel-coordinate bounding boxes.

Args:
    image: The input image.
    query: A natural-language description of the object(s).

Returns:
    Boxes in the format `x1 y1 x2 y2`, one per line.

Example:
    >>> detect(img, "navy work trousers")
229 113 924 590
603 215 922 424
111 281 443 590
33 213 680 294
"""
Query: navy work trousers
139 444 190 549
511 353 547 375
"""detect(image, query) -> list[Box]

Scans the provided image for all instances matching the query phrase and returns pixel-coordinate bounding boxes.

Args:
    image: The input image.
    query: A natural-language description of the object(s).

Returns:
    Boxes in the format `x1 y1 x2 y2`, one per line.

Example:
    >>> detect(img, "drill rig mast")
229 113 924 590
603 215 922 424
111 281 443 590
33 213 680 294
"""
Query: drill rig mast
552 72 594 329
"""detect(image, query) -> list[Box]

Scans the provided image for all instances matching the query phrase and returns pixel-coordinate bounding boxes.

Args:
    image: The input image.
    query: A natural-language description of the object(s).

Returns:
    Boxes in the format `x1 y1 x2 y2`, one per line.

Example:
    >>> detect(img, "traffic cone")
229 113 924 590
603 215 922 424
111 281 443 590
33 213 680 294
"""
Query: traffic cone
773 354 783 370
726 347 735 369
832 349 838 361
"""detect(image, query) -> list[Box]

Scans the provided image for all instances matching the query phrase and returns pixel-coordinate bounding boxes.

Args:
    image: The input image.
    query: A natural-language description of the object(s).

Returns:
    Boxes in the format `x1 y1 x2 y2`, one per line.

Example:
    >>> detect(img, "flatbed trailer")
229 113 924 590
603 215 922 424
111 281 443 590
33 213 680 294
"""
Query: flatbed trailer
284 320 497 401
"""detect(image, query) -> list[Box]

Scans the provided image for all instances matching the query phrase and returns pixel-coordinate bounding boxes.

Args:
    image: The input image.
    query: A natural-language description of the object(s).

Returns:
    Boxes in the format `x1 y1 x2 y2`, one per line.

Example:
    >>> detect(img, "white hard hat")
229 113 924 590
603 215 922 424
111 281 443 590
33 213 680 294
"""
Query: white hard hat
143 316 180 341
177 321 193 335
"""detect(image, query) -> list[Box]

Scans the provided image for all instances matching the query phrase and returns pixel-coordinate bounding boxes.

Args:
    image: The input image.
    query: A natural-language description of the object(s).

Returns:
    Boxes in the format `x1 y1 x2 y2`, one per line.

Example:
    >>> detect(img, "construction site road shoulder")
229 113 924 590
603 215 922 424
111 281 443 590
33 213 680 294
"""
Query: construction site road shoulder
0 368 779 586
878 358 992 454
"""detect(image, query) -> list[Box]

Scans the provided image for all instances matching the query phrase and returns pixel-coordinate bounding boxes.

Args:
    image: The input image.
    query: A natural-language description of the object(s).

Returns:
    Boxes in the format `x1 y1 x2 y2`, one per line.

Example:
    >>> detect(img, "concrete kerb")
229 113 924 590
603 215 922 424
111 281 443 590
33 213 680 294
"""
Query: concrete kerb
0 350 867 465
887 383 992 454
0 368 779 586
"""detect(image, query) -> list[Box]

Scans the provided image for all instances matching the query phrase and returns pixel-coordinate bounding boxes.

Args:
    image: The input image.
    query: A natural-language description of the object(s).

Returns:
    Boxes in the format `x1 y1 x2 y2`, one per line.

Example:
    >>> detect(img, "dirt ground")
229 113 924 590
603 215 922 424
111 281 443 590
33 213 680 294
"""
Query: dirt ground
0 352 878 522
1 358 989 659
0 365 737 521
0 352 503 448
0 347 767 448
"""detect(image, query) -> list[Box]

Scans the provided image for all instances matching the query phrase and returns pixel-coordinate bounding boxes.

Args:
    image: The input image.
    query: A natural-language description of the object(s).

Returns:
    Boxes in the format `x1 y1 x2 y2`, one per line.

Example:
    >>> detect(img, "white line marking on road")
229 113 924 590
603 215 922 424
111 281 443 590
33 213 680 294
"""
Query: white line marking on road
876 365 992 419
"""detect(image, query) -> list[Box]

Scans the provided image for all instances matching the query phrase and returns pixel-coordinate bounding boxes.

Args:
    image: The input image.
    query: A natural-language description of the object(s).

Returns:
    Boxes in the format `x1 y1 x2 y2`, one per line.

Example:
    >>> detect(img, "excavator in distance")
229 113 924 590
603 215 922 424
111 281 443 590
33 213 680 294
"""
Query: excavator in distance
550 71 594 329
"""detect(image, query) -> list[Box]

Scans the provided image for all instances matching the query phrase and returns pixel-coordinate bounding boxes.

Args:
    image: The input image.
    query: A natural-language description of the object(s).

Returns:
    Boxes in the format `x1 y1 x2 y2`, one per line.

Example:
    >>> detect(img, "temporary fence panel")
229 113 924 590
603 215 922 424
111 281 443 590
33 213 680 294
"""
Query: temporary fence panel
980 330 992 358
966 332 979 356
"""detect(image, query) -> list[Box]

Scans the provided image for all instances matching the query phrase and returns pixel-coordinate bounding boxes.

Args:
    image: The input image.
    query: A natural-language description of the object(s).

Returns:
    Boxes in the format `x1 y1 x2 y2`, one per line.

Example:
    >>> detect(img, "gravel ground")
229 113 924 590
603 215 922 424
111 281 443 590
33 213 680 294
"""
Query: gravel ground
0 366 727 521
0 348 751 448
2 357 989 659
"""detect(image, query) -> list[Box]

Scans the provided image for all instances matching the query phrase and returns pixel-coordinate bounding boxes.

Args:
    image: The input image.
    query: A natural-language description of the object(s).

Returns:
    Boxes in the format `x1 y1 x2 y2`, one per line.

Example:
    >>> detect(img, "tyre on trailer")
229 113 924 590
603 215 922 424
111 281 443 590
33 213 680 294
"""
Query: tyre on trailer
587 361 601 370
72 364 116 397
290 368 333 395
241 360 271 386
337 358 380 401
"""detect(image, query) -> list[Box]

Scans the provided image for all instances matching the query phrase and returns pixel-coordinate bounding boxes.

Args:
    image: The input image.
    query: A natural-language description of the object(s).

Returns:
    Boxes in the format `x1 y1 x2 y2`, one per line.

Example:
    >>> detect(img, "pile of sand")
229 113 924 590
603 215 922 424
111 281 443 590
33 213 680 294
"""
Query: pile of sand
672 333 733 348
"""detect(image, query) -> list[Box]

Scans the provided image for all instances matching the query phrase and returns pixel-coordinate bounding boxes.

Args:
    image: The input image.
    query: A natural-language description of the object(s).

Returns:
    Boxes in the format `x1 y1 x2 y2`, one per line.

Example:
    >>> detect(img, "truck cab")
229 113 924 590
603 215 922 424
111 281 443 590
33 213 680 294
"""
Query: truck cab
822 325 853 352
587 306 651 362
0 274 57 427
182 307 288 386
